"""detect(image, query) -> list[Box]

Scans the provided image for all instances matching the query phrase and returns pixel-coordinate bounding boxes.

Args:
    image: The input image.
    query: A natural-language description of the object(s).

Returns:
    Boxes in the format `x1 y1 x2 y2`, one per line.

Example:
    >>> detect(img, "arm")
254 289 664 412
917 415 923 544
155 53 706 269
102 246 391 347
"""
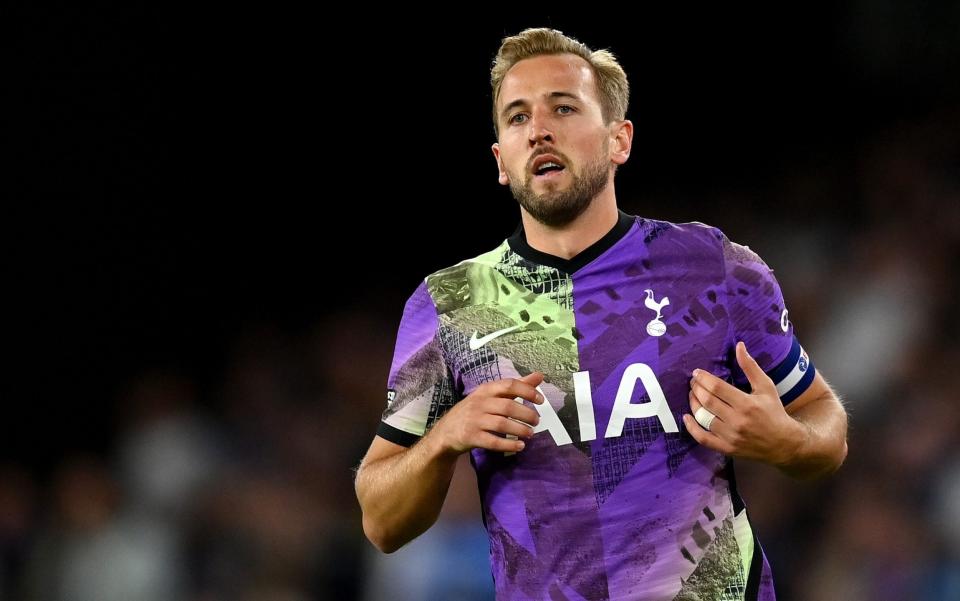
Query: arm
356 373 544 553
355 435 458 554
683 341 848 479
778 373 848 478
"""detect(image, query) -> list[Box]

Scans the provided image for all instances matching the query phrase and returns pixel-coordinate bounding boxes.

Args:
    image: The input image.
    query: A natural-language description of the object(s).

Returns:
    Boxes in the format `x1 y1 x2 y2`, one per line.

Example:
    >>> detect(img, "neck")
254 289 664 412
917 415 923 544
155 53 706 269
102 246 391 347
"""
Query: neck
520 191 619 260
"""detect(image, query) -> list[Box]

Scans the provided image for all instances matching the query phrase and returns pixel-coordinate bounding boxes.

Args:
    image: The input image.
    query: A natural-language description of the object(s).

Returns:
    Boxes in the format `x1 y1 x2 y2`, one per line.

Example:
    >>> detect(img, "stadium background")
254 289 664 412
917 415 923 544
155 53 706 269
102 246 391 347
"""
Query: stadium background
5 5 960 600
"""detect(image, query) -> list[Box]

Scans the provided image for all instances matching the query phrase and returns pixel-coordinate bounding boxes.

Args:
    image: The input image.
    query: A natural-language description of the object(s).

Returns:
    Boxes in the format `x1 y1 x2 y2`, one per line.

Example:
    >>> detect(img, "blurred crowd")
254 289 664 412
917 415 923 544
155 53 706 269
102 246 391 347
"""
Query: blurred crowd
717 106 960 600
2 113 958 601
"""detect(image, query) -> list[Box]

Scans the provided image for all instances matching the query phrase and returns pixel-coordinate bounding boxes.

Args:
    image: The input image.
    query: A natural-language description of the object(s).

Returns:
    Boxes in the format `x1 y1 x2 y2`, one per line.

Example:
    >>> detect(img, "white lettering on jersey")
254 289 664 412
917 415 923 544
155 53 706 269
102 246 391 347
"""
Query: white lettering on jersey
531 388 574 446
524 363 679 447
605 363 679 437
573 370 597 441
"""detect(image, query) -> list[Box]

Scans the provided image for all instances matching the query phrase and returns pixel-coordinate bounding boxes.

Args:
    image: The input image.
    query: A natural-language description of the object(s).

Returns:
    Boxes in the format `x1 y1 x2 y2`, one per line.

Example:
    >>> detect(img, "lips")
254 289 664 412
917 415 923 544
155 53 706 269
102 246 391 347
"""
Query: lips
530 153 566 177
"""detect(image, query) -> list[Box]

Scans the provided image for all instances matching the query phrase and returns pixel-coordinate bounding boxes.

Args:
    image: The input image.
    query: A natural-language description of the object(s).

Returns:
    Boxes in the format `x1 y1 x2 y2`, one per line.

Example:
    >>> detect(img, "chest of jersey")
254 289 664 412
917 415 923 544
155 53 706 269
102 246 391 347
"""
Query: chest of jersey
441 247 733 448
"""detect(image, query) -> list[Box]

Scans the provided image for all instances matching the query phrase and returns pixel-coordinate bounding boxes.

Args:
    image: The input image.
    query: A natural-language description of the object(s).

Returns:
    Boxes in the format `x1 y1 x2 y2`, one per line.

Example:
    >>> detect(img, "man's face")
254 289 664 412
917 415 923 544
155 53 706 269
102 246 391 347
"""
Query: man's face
492 54 620 227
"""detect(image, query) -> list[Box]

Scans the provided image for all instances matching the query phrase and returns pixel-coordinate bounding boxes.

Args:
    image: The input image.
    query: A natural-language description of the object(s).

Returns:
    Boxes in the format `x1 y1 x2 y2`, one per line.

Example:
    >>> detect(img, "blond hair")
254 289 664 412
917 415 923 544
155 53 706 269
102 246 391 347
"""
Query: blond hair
490 28 629 135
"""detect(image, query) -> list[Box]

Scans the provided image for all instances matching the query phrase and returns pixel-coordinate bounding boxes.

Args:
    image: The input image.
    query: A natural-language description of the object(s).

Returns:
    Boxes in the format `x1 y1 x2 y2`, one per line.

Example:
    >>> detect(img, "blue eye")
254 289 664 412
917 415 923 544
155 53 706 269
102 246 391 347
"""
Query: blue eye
557 105 573 114
509 114 528 125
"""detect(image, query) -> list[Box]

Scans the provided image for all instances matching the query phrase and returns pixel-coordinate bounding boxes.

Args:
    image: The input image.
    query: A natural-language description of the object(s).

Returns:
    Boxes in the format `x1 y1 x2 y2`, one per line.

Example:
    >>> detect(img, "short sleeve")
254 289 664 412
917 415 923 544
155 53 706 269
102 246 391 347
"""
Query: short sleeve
377 281 457 446
722 234 816 405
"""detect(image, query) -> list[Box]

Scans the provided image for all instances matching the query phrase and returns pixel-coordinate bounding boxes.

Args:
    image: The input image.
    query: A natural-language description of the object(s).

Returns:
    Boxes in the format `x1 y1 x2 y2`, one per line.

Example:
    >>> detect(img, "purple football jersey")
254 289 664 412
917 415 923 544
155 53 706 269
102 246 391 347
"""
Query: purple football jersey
379 212 815 600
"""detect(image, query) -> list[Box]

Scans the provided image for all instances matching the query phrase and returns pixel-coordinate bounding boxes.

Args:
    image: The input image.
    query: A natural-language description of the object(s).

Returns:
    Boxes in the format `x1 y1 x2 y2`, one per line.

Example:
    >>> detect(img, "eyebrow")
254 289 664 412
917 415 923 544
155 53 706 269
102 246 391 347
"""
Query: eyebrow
500 91 582 121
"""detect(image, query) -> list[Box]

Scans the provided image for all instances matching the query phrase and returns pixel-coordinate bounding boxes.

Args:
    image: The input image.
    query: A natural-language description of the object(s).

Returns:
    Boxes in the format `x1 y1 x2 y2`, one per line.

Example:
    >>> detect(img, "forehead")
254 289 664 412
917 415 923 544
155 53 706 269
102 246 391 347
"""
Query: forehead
497 53 599 109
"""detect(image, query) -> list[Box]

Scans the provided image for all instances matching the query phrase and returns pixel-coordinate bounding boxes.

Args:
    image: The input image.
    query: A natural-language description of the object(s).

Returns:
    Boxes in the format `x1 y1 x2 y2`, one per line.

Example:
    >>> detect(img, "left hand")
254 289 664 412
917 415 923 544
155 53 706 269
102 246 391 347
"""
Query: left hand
683 341 806 466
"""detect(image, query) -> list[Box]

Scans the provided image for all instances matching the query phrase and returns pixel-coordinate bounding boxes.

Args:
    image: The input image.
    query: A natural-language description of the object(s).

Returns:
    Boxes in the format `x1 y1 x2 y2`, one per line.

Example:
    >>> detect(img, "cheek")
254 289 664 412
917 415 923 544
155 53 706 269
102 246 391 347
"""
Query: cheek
583 135 609 156
501 152 526 177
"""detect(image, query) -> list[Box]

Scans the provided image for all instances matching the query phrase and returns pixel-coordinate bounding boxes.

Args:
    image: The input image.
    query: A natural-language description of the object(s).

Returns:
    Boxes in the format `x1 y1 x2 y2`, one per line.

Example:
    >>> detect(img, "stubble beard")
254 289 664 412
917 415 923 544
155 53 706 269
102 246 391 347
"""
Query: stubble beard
510 153 610 227
510 148 611 228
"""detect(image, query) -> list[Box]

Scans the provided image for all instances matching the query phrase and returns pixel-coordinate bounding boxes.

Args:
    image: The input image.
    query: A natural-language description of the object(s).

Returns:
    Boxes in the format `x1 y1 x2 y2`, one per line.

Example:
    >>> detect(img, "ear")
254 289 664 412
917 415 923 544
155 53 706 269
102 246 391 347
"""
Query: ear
492 142 510 185
609 119 633 166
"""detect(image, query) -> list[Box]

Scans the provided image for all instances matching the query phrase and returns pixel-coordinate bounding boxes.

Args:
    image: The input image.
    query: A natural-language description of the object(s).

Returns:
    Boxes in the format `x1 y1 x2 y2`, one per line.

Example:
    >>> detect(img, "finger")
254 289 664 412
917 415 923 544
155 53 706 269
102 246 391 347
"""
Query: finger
682 414 734 455
688 390 714 426
482 415 535 439
475 431 527 453
689 382 734 423
498 374 545 404
694 406 717 432
691 368 749 407
735 341 776 394
485 395 541 426
694 406 735 441
503 399 542 427
519 371 545 386
688 390 737 443
689 390 726 433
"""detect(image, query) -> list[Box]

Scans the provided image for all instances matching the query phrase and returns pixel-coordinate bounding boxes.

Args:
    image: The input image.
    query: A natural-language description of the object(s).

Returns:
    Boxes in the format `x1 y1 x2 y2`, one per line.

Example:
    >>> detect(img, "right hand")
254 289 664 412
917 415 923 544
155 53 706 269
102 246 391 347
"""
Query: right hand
430 372 545 455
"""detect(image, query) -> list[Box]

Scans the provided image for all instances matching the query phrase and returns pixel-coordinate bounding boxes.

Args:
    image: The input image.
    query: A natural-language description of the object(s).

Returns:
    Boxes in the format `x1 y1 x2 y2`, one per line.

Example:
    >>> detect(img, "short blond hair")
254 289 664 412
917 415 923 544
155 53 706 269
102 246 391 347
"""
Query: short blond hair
490 28 629 135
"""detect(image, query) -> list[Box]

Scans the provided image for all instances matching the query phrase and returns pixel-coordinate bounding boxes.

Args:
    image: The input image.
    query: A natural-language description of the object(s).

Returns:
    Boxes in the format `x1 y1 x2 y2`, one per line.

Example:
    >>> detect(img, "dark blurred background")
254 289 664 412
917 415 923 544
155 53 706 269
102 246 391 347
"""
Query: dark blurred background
3 4 959 600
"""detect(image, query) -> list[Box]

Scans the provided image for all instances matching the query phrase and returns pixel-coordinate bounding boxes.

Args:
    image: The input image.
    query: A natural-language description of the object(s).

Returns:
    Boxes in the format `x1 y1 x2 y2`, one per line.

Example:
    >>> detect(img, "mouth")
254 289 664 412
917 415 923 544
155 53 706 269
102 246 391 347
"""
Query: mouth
531 154 567 181
534 165 566 181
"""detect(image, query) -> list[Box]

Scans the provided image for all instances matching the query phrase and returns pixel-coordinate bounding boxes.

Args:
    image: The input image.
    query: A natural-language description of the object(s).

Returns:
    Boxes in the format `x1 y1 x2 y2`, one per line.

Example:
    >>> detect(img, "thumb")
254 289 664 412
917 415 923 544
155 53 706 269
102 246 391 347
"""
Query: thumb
736 342 774 394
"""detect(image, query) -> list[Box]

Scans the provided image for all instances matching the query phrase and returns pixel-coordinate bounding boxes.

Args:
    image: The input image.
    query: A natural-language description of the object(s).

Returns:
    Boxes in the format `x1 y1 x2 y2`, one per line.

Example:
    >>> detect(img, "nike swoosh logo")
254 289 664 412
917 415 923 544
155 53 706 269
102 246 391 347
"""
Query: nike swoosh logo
469 324 523 351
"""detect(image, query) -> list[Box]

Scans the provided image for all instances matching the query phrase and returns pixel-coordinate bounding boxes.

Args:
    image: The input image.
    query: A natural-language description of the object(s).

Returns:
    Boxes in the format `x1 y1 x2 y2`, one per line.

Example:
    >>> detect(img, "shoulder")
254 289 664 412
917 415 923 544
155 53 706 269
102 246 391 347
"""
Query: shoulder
407 239 512 314
424 239 510 287
630 217 731 264
644 217 767 265
634 217 726 245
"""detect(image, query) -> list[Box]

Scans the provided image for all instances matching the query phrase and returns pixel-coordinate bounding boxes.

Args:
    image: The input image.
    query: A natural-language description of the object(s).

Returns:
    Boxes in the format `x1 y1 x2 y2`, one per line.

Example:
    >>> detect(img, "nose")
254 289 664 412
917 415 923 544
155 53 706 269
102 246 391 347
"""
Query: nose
527 108 554 147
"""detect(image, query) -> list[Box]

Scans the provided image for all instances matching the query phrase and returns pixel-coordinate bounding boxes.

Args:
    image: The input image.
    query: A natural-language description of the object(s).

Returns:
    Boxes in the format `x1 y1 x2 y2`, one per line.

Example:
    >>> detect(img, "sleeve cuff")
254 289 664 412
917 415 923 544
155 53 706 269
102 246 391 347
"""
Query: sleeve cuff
377 421 421 447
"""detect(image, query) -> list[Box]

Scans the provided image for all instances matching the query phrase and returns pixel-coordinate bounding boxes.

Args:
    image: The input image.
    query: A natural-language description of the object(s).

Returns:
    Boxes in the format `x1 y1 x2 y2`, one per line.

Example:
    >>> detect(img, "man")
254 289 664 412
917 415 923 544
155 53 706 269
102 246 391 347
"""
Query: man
355 27 847 601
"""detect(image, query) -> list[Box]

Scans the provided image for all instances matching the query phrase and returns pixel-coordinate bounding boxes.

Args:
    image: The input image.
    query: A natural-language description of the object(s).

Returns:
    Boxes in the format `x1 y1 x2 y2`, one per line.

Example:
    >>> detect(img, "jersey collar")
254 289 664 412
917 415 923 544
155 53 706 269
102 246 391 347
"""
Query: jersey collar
507 210 636 273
